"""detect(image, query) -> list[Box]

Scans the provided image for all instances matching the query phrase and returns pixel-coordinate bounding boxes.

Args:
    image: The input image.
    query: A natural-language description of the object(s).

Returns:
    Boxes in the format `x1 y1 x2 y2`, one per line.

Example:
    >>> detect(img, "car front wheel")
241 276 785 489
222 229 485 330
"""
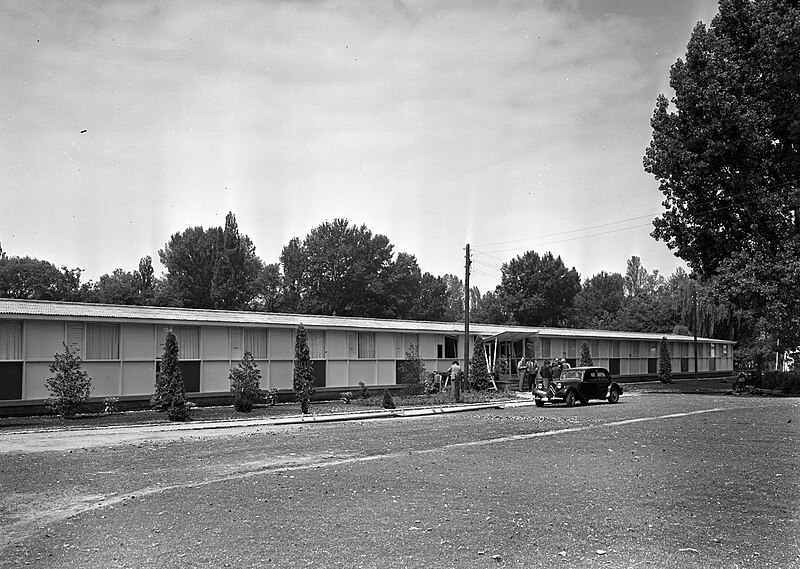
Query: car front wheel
607 388 620 404
535 398 544 408
565 391 576 407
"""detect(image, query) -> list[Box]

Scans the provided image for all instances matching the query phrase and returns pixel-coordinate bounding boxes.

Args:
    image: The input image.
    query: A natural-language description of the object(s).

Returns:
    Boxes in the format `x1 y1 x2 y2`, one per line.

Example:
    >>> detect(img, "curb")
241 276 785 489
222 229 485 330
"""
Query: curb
4 399 534 437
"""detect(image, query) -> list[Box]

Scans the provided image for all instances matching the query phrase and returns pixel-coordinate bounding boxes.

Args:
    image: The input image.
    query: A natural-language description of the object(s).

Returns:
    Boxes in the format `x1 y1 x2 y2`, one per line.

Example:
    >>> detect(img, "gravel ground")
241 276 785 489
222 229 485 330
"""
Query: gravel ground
1 387 797 568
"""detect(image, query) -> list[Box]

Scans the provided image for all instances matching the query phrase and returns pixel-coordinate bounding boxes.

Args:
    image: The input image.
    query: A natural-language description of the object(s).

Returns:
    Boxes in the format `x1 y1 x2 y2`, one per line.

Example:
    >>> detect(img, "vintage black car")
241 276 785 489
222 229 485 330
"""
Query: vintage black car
533 366 622 407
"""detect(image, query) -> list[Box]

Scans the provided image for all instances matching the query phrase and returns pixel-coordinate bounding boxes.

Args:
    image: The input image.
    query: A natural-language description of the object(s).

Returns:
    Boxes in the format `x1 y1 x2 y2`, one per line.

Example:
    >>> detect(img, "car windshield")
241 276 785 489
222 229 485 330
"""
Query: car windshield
561 370 582 380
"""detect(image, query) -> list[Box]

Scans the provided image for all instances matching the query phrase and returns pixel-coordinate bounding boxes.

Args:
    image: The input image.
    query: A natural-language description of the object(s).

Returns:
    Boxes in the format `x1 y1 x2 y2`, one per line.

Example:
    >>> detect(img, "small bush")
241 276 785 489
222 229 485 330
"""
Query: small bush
381 389 396 409
340 391 353 404
102 397 120 414
230 351 262 413
46 343 92 419
262 387 279 406
399 343 427 395
358 381 369 399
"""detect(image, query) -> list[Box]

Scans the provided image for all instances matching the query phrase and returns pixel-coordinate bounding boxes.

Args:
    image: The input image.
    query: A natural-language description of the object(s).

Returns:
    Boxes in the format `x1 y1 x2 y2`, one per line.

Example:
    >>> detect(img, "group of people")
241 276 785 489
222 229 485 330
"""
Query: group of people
517 357 570 391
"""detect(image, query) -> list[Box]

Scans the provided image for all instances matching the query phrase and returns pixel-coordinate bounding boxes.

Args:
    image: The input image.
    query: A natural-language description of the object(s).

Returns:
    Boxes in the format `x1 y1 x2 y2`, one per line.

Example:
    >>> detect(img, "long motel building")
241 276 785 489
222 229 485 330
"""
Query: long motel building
0 299 735 410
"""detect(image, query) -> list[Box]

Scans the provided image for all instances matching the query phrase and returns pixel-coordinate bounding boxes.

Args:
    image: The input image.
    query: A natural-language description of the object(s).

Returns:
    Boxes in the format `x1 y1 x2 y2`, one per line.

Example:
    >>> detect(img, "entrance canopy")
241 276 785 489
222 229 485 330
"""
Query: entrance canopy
482 330 536 343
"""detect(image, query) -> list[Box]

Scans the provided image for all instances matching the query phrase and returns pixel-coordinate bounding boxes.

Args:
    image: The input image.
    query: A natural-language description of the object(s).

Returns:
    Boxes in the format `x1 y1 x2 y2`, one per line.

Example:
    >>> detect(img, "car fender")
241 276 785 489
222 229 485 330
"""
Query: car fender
606 383 623 397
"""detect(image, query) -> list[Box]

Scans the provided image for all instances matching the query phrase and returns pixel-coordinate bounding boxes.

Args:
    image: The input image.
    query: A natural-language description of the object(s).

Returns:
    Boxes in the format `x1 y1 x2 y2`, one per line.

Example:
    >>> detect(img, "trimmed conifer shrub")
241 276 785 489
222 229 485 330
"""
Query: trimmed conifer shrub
46 343 92 418
293 324 316 414
152 329 191 421
230 351 262 412
658 336 673 383
468 336 492 390
579 342 594 367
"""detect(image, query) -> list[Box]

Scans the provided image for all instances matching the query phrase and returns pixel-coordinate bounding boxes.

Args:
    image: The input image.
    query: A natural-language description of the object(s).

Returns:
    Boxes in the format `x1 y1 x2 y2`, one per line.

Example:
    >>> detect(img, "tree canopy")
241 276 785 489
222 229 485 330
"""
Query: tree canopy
280 219 416 318
158 212 262 310
644 0 800 349
497 251 581 326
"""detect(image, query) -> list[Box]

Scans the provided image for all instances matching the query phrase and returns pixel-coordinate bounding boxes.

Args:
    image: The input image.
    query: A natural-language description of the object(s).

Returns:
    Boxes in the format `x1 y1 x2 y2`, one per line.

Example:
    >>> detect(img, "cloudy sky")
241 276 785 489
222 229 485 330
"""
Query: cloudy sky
1 0 720 293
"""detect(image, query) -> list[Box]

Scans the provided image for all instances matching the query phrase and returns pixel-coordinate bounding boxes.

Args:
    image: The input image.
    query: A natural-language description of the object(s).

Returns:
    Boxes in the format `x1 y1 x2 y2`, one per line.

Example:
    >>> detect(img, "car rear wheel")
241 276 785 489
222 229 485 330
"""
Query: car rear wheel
607 388 620 404
565 391 576 407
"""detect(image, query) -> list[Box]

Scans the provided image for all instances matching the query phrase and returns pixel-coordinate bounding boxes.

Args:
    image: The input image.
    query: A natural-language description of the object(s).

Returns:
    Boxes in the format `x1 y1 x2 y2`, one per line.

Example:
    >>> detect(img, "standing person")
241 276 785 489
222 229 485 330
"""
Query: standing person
562 358 571 371
527 359 538 392
552 359 562 380
449 360 461 387
517 357 527 391
540 359 552 396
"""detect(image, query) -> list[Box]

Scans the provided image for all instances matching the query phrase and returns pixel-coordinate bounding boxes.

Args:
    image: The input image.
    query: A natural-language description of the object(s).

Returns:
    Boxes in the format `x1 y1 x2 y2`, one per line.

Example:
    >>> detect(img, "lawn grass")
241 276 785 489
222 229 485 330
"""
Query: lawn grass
0 389 515 432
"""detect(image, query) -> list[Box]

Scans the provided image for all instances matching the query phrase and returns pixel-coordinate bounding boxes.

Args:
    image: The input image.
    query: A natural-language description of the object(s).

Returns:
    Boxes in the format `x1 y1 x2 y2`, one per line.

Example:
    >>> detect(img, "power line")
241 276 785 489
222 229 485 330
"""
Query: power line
473 181 796 251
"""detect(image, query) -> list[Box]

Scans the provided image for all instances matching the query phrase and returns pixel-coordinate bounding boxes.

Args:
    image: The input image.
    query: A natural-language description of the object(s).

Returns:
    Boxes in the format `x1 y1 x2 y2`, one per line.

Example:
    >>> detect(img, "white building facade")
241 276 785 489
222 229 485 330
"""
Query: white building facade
0 299 735 407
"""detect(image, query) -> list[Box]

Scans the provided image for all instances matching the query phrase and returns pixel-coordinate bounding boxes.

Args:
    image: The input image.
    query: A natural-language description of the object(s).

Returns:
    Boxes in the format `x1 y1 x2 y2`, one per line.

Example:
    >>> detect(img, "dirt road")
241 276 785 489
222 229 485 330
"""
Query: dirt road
1 392 798 568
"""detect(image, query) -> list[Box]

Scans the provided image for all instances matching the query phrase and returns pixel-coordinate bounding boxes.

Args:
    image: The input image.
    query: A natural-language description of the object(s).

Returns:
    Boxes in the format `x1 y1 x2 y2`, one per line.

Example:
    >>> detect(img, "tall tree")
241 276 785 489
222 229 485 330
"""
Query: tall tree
211 212 263 310
470 287 511 325
571 272 625 329
409 272 450 321
0 255 84 301
497 251 581 326
644 0 800 348
280 219 401 318
159 213 262 310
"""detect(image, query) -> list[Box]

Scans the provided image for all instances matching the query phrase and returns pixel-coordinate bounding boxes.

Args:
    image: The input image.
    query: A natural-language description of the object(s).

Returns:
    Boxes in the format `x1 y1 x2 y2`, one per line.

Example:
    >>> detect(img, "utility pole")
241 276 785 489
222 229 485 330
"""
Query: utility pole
463 244 471 396
693 283 699 381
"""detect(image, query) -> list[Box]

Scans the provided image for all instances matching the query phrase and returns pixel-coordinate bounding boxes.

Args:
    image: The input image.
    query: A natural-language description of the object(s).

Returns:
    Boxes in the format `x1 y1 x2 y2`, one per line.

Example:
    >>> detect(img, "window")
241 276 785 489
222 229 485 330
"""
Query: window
541 338 551 358
244 328 268 359
395 334 419 358
358 332 375 359
710 343 716 358
0 320 22 360
444 336 458 359
159 326 200 359
86 323 120 359
630 341 639 358
307 330 325 359
649 342 658 356
611 340 620 358
567 339 576 358
722 344 729 357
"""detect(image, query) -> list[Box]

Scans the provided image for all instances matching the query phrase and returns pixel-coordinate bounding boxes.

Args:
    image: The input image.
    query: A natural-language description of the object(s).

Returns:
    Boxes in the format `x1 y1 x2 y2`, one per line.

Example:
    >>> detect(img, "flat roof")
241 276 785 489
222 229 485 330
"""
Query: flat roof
0 299 733 344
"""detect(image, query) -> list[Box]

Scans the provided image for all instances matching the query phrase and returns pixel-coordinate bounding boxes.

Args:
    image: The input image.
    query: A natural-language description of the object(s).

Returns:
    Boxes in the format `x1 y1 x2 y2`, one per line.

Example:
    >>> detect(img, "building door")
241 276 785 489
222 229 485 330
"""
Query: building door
312 360 326 388
647 358 657 374
608 358 620 376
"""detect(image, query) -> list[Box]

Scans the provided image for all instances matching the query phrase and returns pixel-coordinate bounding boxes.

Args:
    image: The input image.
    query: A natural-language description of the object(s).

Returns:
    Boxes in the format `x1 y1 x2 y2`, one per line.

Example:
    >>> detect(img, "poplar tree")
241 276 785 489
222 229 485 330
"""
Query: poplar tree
293 324 316 414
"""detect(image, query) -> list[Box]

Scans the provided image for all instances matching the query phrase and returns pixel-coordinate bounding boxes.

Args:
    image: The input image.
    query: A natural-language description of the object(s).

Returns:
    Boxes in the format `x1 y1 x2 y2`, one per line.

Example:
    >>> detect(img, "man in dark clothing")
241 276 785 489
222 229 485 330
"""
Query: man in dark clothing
540 359 552 396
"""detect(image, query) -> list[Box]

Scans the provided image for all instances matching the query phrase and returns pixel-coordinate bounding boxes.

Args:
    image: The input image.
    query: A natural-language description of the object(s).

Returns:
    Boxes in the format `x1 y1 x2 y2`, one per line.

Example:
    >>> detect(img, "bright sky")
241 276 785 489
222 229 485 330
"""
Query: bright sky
1 0 720 294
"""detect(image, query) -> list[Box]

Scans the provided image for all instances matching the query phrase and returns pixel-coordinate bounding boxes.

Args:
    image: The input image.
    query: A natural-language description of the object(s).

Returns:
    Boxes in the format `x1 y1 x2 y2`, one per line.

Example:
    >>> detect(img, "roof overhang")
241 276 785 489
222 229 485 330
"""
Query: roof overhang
483 331 537 343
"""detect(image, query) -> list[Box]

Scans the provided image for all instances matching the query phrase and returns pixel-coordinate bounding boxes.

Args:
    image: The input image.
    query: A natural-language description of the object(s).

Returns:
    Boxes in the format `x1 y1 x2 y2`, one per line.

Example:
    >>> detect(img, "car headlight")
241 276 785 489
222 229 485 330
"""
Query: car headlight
555 382 562 389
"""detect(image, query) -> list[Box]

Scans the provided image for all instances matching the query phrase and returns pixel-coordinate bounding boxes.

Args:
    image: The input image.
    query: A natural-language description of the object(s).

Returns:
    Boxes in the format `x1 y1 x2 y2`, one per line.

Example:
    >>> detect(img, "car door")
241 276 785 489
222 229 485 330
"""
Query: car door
596 369 612 397
579 369 597 400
